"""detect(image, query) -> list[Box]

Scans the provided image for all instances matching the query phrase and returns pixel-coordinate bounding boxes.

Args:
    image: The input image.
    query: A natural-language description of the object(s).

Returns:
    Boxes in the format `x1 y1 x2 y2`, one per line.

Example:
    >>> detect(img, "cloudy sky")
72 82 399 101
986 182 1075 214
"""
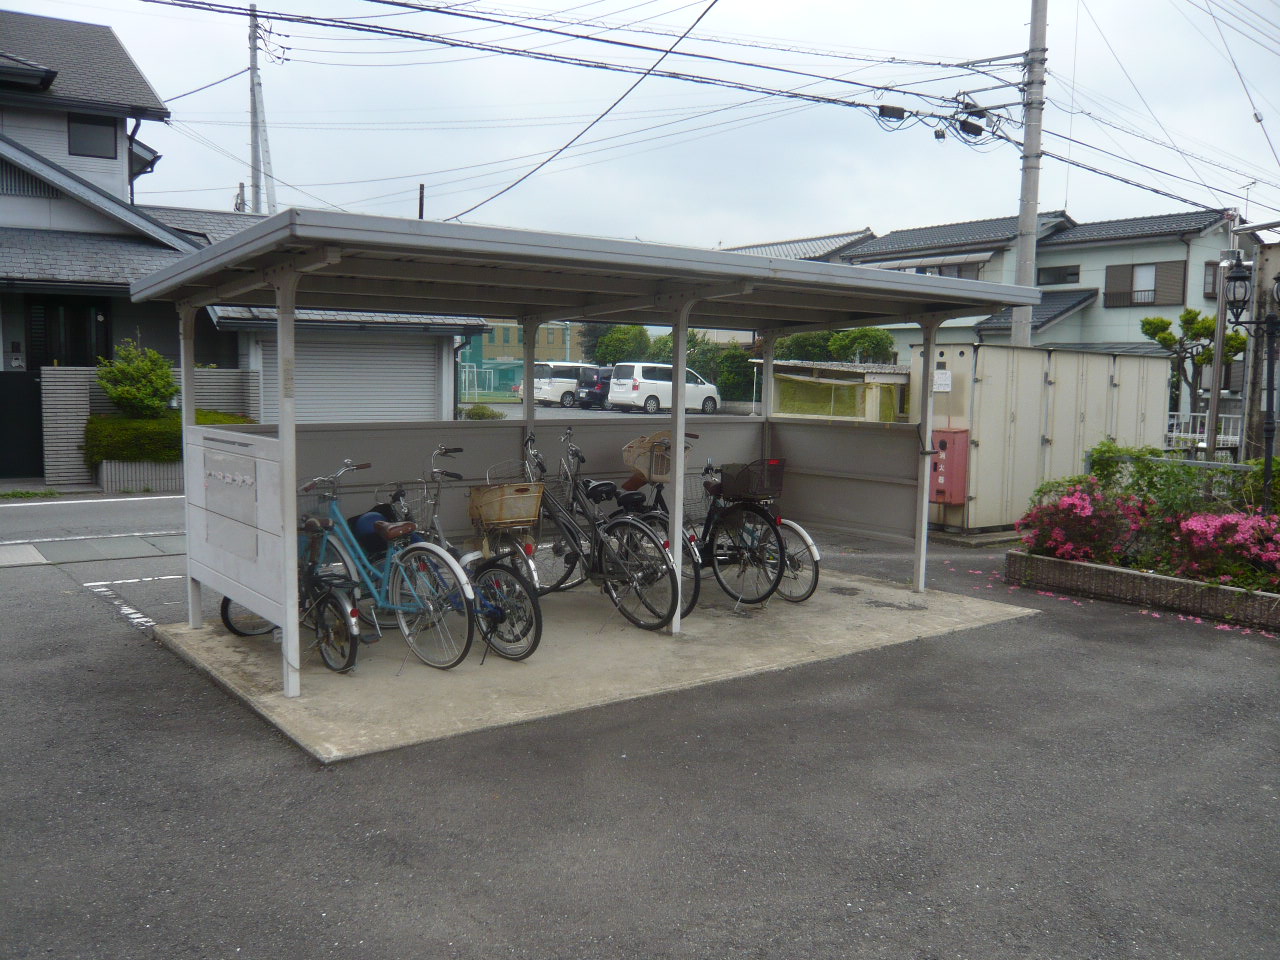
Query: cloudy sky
16 0 1280 247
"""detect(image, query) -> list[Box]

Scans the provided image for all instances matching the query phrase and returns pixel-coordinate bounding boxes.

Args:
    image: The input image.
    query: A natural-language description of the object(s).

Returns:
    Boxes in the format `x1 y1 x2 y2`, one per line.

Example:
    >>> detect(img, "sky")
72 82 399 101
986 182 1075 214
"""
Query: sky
13 0 1280 248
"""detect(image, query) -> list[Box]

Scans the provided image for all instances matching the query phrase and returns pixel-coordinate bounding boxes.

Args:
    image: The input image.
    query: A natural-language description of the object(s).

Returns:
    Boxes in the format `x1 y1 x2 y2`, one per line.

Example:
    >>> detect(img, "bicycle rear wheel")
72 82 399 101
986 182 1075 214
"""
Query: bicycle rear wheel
310 590 359 672
600 516 678 630
220 596 274 636
472 560 542 661
389 543 474 669
708 502 784 604
776 520 820 603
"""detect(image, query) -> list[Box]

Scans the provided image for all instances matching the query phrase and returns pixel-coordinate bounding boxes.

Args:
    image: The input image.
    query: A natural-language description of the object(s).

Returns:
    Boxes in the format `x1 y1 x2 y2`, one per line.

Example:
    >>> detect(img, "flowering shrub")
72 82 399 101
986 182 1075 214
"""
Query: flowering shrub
1166 512 1280 592
1015 477 1147 564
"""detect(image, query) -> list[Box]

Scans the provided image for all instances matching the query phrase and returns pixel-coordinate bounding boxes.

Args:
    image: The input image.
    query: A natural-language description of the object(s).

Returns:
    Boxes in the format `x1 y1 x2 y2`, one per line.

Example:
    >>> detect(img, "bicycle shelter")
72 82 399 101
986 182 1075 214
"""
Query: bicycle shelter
130 210 1039 697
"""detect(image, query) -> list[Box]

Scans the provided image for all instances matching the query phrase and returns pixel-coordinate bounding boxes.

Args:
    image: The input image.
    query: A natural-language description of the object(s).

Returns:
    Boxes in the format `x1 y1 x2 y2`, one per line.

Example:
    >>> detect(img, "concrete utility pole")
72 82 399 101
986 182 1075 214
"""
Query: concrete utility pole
1010 0 1048 348
248 5 277 215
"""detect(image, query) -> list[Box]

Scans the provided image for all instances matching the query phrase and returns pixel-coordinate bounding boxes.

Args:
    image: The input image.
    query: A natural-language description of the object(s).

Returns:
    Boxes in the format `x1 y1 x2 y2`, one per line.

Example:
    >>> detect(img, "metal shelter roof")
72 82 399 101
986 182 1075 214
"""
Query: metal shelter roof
129 209 1040 328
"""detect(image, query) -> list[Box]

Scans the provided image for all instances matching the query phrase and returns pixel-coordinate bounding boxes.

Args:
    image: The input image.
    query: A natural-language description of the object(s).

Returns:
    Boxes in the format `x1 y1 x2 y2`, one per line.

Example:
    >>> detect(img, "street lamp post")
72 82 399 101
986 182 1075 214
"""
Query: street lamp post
1225 258 1280 514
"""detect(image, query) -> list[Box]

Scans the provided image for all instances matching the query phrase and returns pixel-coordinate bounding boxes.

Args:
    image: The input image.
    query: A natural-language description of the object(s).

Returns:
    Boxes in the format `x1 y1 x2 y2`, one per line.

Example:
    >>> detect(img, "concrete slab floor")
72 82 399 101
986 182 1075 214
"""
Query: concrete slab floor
152 569 1037 763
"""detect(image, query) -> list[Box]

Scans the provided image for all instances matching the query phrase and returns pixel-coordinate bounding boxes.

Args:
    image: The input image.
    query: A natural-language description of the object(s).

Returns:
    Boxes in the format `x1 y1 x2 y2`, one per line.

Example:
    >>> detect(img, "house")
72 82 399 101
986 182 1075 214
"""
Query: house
457 319 585 398
835 209 1255 405
0 9 483 482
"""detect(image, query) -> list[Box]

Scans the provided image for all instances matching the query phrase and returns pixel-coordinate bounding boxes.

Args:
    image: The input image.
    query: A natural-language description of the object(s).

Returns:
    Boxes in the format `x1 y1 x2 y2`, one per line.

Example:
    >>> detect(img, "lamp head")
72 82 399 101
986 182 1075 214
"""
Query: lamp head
1224 257 1252 324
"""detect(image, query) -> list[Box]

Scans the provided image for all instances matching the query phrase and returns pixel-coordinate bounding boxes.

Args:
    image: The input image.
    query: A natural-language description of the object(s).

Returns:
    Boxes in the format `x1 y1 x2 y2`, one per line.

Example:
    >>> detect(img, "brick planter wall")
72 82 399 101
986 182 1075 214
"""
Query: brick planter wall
1005 550 1280 631
99 460 184 494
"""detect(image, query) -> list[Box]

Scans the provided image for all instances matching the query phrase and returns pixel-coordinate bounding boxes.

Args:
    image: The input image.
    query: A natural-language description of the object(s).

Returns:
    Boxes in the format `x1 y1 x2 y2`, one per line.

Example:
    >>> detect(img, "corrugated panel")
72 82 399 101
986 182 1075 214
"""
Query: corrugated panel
258 335 443 423
40 367 93 484
968 347 1049 528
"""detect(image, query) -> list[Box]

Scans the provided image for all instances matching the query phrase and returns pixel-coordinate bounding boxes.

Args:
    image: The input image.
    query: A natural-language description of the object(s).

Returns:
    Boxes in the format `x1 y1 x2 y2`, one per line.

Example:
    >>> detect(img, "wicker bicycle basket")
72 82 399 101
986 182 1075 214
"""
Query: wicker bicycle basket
468 480 545 529
621 431 689 484
718 458 785 501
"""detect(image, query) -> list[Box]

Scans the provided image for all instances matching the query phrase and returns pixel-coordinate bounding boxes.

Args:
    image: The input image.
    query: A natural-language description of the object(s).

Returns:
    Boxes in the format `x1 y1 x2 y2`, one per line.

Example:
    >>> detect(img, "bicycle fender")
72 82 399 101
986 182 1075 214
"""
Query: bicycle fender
419 542 476 601
780 518 820 562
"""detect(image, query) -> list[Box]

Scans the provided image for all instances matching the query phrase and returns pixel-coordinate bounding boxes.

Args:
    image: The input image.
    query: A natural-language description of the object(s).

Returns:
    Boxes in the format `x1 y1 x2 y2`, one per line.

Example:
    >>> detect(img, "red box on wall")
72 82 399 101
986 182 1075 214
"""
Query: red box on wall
930 428 969 505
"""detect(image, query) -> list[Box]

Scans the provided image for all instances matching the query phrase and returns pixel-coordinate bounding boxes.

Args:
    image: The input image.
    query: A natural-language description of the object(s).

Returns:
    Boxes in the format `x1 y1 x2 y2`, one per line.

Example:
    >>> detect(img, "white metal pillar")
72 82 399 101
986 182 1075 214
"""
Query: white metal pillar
271 268 302 697
668 300 696 634
178 303 202 628
760 332 777 458
912 320 942 592
520 319 540 425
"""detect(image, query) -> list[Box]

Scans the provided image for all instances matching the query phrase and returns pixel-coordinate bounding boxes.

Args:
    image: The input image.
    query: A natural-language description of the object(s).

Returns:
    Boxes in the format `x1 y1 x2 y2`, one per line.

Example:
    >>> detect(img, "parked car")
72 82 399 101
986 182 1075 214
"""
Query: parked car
608 362 720 414
531 362 601 407
576 366 614 409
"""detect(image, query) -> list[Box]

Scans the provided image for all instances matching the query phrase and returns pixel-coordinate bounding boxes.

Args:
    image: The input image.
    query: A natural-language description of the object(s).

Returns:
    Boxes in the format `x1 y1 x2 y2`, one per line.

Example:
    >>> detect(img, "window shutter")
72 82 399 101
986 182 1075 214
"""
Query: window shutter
1104 264 1132 308
1154 260 1186 305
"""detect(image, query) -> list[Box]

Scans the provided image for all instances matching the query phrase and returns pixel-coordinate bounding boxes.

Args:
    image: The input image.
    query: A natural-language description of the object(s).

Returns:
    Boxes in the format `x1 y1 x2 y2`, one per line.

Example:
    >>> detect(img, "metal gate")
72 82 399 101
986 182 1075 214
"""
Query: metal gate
0 372 43 477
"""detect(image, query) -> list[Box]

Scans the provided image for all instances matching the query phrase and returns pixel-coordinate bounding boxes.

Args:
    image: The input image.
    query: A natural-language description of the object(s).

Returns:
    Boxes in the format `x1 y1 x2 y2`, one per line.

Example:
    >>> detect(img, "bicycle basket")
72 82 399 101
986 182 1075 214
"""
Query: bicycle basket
718 458 785 501
484 458 528 484
469 481 544 529
620 431 689 484
682 471 712 523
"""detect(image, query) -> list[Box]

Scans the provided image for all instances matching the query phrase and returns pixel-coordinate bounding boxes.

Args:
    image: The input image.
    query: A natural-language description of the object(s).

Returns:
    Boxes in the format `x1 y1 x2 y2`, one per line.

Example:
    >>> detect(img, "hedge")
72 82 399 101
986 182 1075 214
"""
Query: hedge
84 409 255 470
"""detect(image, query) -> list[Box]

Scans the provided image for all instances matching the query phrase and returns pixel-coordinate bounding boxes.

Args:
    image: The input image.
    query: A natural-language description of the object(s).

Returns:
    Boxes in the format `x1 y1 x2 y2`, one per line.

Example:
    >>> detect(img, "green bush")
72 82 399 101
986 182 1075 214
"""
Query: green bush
96 340 179 418
84 409 254 469
716 346 755 402
462 403 507 420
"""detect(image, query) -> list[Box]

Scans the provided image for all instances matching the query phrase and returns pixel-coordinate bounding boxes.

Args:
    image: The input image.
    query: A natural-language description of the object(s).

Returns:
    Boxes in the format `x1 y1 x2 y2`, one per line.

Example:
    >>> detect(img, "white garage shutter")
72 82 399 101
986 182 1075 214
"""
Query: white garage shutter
258 333 443 423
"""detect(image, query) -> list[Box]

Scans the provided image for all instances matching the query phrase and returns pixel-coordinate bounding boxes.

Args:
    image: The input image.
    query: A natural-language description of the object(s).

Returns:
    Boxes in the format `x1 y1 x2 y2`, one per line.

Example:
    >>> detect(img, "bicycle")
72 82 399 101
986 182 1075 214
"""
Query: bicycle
219 514 361 673
522 429 679 631
276 460 476 670
382 445 543 661
610 434 788 606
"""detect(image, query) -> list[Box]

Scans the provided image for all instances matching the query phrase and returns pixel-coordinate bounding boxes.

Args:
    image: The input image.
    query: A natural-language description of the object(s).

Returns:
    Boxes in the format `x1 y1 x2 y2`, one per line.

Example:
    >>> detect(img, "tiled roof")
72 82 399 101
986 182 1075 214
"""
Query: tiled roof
0 10 167 119
140 206 267 246
726 229 873 261
976 288 1098 332
0 226 184 285
1039 209 1230 245
214 306 488 331
843 211 1071 262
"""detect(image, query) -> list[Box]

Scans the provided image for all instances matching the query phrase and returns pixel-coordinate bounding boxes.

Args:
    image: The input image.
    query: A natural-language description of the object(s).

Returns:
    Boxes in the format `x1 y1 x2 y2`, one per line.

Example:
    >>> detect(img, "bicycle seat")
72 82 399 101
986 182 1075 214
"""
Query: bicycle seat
703 477 722 497
298 516 335 533
583 479 618 504
373 519 417 541
615 490 647 511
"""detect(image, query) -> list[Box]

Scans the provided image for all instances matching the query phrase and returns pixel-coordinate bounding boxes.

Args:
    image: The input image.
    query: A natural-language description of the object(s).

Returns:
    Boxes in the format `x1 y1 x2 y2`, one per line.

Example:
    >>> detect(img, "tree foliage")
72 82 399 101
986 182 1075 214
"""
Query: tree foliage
1140 308 1246 412
829 328 897 364
96 339 178 418
775 330 834 362
594 325 651 366
716 345 755 401
577 322 609 363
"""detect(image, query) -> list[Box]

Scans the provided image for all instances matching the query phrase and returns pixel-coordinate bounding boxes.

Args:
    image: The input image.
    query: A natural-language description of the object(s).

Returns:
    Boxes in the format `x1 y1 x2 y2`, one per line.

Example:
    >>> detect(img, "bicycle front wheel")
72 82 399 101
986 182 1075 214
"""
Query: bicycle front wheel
600 516 678 630
311 591 359 673
708 503 784 604
389 543 474 669
472 560 542 661
640 512 700 619
776 520 820 603
531 509 589 595
220 596 275 636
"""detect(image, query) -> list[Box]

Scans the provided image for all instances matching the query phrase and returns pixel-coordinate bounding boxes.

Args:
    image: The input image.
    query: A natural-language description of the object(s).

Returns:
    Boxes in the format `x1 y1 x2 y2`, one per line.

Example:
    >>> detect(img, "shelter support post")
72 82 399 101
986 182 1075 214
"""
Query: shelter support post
912 319 942 593
668 299 697 634
520 320 540 424
178 304 201 628
760 332 776 457
272 268 303 698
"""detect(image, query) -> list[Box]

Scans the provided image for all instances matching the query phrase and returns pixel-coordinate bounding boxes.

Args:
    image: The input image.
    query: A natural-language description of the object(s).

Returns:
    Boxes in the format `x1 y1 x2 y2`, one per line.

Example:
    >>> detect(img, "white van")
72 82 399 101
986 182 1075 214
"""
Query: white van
608 362 720 414
531 362 601 407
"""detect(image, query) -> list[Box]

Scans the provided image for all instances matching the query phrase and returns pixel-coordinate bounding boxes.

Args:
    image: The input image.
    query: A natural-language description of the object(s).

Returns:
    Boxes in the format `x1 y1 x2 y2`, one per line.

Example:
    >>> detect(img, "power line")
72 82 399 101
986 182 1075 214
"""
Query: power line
445 0 722 219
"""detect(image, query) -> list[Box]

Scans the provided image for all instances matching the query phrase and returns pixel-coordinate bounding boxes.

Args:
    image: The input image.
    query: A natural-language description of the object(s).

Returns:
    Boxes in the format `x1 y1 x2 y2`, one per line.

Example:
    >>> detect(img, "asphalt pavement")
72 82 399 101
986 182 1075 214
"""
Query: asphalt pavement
1 502 1277 959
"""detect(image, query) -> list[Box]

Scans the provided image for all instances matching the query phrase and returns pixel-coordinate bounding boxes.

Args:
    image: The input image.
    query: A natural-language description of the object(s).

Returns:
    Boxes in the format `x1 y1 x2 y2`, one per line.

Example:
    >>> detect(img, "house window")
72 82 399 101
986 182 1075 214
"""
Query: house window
68 114 117 159
1204 261 1219 299
487 329 495 344
905 263 981 280
502 327 510 345
1103 261 1186 308
1037 264 1080 285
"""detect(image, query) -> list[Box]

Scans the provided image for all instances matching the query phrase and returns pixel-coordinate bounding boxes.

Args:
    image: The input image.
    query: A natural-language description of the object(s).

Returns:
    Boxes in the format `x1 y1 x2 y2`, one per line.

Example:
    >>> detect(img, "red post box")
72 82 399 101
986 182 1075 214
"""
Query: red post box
930 428 969 505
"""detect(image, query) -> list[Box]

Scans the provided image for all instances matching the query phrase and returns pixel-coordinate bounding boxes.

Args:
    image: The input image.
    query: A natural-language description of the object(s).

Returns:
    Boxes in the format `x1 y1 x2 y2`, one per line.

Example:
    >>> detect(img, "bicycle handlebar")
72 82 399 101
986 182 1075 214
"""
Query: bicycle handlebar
299 459 371 492
439 470 464 481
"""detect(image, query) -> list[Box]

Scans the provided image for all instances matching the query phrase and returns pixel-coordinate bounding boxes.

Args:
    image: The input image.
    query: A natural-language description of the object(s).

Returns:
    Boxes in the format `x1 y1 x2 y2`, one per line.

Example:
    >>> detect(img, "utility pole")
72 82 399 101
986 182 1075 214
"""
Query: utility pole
1010 0 1048 347
418 183 425 219
248 5 277 215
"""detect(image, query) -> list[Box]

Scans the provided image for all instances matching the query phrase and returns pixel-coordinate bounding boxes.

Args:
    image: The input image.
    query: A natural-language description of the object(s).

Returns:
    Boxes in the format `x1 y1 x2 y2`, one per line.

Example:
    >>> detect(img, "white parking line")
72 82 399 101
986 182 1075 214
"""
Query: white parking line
86 585 156 633
0 495 184 509
82 575 186 587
